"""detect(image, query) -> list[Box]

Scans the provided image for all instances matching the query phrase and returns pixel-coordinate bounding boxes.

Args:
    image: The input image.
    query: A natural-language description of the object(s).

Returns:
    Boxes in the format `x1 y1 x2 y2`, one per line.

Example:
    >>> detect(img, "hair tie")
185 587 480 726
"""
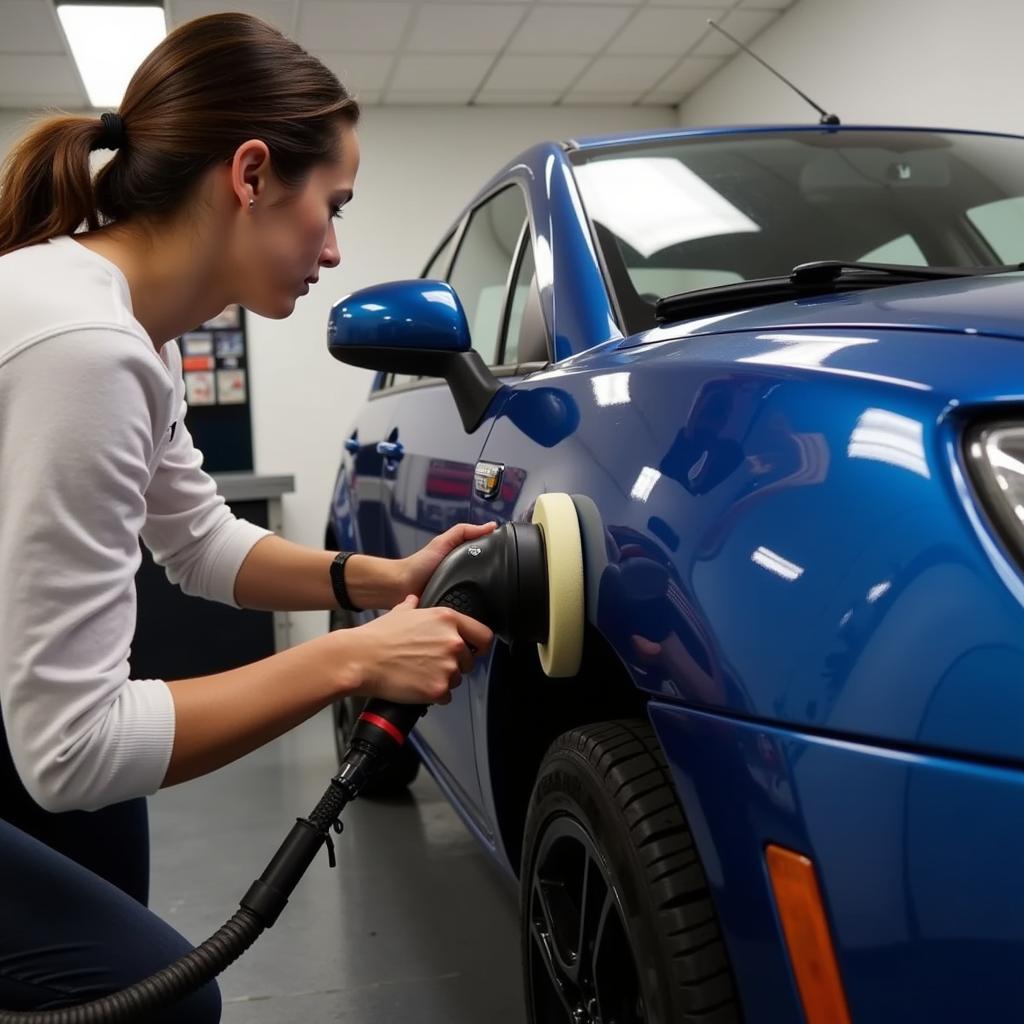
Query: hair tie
94 112 126 152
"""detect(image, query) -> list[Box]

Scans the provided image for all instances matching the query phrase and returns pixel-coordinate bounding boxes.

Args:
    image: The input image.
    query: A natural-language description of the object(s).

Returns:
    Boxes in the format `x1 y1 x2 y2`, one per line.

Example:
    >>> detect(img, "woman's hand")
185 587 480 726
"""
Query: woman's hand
395 521 499 602
343 595 494 705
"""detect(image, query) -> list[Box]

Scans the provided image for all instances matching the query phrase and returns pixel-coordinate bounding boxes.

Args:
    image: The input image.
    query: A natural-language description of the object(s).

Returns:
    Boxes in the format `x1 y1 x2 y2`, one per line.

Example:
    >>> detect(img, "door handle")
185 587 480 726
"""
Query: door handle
376 441 405 460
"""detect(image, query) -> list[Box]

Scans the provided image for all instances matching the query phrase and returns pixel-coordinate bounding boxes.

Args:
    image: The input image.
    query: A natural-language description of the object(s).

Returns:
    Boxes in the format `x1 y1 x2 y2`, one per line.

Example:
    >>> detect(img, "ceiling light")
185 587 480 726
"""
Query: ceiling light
57 3 166 108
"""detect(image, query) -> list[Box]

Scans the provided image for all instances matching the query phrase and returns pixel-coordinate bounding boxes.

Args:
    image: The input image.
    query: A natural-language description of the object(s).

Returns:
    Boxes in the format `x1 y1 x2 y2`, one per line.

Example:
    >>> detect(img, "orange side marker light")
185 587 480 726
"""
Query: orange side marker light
765 844 852 1024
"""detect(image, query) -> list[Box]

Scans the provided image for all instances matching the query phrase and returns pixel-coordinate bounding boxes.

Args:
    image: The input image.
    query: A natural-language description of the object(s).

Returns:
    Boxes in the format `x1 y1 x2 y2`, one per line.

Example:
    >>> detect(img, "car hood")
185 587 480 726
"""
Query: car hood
629 271 1024 348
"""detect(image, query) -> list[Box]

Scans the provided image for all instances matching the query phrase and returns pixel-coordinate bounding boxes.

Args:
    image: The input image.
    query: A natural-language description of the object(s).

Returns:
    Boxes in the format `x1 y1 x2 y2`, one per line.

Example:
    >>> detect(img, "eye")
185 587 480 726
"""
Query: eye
330 204 345 221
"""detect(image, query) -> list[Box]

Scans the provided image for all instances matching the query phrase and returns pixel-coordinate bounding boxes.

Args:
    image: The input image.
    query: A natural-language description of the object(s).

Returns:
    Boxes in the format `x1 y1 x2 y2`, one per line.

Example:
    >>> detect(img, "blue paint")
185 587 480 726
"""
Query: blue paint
328 279 470 353
326 123 1024 1019
649 703 1024 1023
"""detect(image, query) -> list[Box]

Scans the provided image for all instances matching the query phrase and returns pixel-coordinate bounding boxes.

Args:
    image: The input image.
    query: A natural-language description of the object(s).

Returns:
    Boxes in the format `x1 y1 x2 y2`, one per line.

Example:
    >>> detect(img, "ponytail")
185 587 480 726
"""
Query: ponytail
0 115 108 256
0 13 359 258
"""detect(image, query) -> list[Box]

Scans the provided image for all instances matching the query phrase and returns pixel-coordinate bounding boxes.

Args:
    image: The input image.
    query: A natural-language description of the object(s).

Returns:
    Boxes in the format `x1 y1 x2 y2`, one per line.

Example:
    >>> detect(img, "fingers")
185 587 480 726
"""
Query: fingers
631 634 662 660
456 646 475 674
449 610 494 654
442 521 498 548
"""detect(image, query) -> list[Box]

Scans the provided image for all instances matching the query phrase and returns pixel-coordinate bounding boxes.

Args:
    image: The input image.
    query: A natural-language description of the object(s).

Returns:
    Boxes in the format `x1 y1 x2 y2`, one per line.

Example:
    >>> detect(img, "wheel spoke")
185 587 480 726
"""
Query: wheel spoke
574 854 591 962
591 891 645 1024
575 852 607 994
533 874 581 976
590 887 615 997
529 906 580 1018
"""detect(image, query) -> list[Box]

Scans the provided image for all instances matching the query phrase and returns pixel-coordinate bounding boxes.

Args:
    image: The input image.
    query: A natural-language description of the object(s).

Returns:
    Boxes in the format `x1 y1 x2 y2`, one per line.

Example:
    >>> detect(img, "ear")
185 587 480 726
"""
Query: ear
229 139 271 211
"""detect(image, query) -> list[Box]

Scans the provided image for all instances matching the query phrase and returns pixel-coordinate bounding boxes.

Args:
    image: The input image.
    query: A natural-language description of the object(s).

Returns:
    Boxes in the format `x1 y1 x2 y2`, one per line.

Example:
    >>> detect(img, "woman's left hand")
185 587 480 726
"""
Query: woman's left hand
396 521 499 602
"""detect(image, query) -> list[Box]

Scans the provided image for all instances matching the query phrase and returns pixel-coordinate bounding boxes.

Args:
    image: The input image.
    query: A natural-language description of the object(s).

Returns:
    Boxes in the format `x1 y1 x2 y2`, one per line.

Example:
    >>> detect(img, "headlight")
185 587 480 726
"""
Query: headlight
966 422 1024 560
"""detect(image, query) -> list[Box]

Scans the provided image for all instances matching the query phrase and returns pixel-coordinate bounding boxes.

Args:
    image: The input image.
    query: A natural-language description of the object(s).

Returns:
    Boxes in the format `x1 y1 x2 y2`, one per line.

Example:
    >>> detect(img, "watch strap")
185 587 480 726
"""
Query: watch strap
330 551 362 612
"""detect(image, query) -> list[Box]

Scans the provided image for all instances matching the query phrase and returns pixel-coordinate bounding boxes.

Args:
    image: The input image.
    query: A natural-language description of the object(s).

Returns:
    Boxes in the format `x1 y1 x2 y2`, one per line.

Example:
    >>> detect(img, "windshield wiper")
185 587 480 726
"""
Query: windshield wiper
655 259 1024 325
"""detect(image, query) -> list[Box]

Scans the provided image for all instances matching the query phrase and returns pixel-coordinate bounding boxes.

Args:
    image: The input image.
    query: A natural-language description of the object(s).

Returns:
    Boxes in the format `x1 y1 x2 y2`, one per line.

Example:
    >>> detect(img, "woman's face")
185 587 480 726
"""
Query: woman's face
231 122 360 319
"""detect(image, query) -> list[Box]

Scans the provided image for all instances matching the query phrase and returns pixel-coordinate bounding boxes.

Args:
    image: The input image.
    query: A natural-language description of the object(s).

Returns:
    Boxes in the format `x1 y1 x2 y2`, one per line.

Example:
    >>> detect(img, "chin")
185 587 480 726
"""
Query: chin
247 296 297 319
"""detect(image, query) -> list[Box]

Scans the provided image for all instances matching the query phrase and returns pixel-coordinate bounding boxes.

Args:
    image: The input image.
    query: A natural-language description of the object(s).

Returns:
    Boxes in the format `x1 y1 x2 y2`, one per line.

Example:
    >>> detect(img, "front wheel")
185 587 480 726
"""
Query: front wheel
521 720 741 1024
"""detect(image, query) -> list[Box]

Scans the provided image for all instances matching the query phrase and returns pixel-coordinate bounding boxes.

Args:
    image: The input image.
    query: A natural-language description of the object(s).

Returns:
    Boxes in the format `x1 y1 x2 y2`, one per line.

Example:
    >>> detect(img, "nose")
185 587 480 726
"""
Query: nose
320 220 341 270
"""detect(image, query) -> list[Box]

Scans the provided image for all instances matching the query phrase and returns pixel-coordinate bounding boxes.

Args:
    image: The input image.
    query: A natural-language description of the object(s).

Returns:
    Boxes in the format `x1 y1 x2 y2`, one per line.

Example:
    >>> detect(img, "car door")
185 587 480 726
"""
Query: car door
382 184 532 820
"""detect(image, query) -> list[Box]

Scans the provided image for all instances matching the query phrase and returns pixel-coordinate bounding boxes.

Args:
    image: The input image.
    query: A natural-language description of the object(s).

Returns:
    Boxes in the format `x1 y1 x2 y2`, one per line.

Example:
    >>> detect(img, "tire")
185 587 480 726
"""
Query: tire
328 609 420 797
521 720 741 1024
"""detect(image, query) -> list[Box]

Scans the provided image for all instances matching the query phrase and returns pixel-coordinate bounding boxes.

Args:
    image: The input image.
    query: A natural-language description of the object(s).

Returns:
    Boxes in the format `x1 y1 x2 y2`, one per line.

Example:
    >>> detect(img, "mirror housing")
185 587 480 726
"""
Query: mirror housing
328 280 504 433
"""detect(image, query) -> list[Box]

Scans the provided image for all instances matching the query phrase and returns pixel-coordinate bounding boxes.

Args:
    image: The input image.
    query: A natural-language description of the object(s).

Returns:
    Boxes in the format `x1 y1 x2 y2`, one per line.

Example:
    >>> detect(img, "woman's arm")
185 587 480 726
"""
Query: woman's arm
162 596 493 787
233 522 501 613
232 534 403 611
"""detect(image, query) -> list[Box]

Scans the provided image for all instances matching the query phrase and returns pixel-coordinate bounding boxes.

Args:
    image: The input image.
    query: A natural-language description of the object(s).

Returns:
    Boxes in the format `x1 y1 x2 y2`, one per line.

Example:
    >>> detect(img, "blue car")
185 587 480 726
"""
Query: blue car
324 124 1024 1024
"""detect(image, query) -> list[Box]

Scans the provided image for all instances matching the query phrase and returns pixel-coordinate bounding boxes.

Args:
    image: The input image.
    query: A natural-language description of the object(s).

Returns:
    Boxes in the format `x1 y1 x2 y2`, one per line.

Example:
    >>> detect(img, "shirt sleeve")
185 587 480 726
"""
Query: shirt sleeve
0 328 177 812
141 352 270 607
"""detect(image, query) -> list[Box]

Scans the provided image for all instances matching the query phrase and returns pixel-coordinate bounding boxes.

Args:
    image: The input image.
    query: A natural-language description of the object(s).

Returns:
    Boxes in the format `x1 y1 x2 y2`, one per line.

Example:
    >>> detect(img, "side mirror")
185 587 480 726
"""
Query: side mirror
328 280 504 433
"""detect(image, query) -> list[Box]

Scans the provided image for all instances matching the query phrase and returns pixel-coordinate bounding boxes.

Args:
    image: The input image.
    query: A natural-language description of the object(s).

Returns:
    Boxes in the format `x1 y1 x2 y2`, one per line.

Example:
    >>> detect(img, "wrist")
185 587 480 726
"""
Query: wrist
326 629 365 698
344 554 408 610
387 557 412 606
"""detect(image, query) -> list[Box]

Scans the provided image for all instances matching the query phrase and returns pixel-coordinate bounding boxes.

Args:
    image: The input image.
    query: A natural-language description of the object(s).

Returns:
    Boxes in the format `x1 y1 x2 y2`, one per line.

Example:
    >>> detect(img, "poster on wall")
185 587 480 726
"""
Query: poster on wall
177 303 253 472
185 370 216 406
216 368 247 404
177 305 250 408
182 331 213 356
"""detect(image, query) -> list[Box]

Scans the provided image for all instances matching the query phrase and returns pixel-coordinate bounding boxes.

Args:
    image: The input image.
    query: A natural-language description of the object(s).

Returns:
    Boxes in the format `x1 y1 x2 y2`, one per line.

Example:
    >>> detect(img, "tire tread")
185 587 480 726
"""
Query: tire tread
545 719 742 1023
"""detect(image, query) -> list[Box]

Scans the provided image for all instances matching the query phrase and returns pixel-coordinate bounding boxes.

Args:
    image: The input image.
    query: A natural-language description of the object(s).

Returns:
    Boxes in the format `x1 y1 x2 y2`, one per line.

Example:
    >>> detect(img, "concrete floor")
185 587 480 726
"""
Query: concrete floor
149 709 527 1023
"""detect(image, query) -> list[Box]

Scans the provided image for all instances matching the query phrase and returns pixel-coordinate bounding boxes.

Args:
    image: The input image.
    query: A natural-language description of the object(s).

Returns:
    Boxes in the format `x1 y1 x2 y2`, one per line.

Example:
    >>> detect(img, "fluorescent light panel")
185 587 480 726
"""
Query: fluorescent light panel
57 3 166 108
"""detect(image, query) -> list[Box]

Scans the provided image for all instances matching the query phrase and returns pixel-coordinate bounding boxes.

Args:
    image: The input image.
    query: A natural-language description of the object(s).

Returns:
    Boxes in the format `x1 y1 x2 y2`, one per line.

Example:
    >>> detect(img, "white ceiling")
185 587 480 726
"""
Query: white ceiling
0 0 795 110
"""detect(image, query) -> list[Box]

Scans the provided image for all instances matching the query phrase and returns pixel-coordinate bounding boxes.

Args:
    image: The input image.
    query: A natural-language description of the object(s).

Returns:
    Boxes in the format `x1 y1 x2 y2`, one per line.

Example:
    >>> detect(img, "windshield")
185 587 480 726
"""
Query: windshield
570 129 1024 333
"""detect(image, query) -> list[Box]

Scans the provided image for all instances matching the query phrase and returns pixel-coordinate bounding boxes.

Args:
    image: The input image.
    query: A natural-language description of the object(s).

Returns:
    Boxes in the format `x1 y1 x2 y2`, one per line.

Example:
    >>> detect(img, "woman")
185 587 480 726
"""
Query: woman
0 12 493 1019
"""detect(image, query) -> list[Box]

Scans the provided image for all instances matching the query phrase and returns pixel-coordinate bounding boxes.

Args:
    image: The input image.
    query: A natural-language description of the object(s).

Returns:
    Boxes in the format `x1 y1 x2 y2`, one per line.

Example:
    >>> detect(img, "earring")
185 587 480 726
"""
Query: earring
248 198 255 211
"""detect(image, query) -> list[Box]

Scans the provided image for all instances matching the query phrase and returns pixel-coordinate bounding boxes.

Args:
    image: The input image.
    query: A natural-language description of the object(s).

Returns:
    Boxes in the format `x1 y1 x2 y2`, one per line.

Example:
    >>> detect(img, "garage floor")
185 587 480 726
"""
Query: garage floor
149 709 527 1023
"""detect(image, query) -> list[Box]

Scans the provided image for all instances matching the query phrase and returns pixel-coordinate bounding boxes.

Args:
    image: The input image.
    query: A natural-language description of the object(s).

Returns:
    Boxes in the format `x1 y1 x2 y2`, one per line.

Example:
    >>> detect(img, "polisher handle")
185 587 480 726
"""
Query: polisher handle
355 699 427 747
354 584 488 749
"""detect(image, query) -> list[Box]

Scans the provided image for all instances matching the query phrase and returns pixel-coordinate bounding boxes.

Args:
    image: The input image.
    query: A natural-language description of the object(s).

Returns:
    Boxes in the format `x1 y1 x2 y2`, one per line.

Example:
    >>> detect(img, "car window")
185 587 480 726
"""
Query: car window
501 237 550 366
859 233 927 265
967 197 1024 263
572 130 1024 334
449 185 528 366
423 231 458 280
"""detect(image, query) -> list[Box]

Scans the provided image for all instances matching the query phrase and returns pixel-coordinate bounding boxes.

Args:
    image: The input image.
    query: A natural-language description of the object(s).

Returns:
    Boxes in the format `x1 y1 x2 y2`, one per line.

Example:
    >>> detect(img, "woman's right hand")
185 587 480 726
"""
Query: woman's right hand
342 595 494 705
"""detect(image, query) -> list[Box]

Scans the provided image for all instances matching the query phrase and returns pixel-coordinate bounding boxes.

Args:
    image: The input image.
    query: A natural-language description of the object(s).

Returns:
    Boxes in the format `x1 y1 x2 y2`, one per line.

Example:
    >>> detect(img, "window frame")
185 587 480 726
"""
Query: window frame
495 219 551 371
370 180 548 400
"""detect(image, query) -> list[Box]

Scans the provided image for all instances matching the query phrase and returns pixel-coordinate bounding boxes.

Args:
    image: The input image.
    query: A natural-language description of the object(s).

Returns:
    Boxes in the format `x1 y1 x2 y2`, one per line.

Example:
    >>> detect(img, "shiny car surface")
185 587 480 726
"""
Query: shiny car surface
325 124 1024 1023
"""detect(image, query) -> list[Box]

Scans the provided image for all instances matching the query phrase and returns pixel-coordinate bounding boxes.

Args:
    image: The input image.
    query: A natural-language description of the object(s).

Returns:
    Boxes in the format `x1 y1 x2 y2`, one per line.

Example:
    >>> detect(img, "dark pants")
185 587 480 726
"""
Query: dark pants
0 729 221 1020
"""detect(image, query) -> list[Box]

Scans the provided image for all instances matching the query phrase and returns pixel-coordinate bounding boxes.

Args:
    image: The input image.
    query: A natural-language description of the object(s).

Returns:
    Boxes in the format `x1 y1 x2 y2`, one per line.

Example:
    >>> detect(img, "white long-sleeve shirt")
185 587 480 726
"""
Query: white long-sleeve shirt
0 235 270 813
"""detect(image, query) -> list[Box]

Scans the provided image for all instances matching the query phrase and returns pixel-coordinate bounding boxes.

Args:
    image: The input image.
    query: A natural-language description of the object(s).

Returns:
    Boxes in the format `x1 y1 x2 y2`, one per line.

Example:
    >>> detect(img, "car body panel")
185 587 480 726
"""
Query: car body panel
327 122 1024 1021
650 701 1024 1023
470 323 1024 767
568 121 1024 152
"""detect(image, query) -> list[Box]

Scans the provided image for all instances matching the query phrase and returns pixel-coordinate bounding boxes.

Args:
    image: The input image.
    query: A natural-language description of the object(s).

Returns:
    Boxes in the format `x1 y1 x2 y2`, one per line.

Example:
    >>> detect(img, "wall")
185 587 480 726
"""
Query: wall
678 0 1024 134
0 105 674 646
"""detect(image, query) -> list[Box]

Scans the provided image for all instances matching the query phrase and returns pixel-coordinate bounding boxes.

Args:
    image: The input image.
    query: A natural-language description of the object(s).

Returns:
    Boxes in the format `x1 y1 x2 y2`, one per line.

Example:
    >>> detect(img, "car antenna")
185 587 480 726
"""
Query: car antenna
705 19 841 126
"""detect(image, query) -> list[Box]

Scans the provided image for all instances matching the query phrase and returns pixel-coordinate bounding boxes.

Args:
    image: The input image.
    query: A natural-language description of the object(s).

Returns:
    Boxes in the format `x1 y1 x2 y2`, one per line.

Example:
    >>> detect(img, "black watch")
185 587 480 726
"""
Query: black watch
330 551 362 612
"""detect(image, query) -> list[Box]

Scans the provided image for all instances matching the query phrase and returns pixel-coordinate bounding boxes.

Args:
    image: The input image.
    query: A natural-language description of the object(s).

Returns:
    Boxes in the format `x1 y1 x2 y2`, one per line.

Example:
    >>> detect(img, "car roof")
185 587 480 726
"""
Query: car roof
565 123 1024 151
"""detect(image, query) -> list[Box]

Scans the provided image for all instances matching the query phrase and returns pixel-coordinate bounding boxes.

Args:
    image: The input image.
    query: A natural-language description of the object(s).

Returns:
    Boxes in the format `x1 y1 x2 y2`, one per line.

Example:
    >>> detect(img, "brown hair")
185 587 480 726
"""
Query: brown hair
0 12 359 257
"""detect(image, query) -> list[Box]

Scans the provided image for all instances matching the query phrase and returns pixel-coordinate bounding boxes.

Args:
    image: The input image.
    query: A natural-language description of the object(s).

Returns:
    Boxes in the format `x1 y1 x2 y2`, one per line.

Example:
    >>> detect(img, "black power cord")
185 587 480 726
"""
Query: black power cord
1 521 549 1022
0 692 430 1024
